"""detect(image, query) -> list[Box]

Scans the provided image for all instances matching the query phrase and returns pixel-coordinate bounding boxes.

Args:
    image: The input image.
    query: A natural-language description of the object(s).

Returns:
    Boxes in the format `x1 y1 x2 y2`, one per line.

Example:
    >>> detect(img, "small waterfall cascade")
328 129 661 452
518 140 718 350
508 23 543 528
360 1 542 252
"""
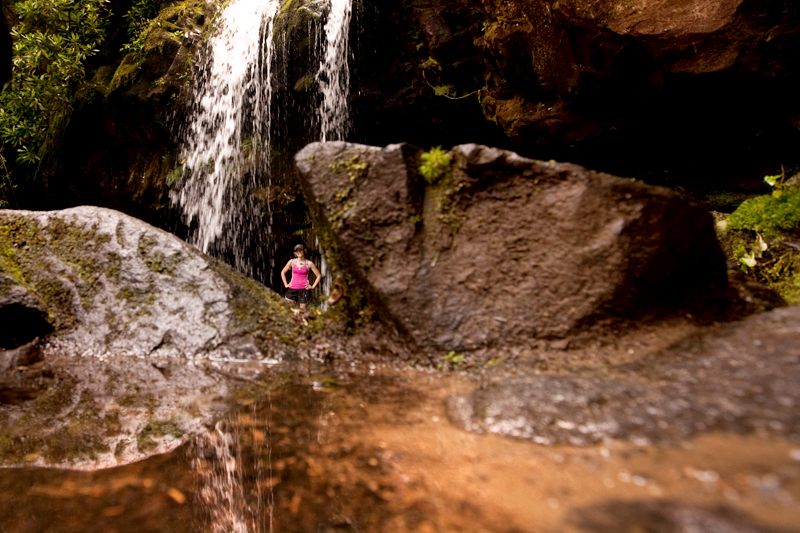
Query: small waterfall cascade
173 0 353 290
171 0 280 278
317 0 352 141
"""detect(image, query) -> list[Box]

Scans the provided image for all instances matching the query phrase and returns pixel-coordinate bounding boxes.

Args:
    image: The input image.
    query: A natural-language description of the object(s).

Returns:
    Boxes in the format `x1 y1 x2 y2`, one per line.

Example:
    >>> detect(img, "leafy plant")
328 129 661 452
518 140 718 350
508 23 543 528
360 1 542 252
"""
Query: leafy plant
0 0 108 180
121 0 159 54
419 146 452 184
166 166 183 186
0 155 17 208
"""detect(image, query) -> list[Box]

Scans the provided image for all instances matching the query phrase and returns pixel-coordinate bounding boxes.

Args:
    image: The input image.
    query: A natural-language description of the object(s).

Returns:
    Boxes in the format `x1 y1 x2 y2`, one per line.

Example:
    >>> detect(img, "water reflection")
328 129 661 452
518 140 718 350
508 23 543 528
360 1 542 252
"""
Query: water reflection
3 365 797 532
190 381 349 532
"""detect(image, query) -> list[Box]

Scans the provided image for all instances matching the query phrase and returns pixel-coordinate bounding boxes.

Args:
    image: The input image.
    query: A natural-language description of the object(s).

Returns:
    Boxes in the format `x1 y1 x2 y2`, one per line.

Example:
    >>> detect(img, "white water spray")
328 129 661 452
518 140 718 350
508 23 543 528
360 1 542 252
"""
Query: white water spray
193 423 252 533
317 0 352 141
172 0 280 270
173 0 352 291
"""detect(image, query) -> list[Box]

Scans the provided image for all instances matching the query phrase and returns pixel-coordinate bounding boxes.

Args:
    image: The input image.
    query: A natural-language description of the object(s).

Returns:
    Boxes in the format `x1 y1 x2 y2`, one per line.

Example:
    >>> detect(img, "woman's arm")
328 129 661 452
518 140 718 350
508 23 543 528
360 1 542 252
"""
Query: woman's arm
280 260 292 287
308 261 322 289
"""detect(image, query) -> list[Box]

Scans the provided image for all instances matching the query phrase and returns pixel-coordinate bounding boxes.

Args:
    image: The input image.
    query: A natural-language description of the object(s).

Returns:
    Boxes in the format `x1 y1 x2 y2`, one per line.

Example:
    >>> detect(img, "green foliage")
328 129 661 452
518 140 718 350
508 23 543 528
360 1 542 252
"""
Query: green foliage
419 56 441 71
166 166 183 187
727 188 800 237
763 173 783 188
442 350 464 369
0 156 17 207
432 84 456 97
121 0 159 54
419 146 452 184
0 0 108 179
327 154 369 181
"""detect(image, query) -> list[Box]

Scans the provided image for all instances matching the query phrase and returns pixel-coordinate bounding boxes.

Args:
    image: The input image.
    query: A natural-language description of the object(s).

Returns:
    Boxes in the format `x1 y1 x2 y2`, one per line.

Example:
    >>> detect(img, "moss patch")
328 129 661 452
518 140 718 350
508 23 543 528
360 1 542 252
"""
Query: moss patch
137 420 184 451
717 214 800 305
727 189 800 238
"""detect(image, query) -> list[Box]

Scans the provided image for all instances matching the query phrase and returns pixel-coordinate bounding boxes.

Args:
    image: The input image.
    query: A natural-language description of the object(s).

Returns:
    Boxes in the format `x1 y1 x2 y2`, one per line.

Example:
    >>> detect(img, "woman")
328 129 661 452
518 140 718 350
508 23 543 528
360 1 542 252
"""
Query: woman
281 244 321 310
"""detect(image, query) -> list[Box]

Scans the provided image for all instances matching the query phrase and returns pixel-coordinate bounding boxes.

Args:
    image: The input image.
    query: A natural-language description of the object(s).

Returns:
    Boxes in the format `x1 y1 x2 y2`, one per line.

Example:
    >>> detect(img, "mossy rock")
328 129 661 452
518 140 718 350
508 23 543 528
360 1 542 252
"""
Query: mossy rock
0 206 310 359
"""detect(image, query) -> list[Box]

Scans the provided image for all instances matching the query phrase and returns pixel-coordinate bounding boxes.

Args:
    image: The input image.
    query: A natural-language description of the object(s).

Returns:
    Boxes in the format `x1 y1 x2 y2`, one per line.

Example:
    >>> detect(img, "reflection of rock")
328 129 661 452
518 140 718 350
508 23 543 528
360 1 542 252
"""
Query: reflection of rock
567 500 792 533
0 338 42 373
446 306 800 445
0 206 299 360
0 355 234 469
295 141 727 351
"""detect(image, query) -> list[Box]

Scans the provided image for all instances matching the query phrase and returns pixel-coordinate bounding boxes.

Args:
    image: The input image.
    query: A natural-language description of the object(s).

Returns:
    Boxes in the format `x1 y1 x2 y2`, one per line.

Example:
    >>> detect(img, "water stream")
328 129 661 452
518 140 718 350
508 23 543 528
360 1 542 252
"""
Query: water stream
2 362 798 532
317 0 352 142
171 0 280 279
172 0 352 287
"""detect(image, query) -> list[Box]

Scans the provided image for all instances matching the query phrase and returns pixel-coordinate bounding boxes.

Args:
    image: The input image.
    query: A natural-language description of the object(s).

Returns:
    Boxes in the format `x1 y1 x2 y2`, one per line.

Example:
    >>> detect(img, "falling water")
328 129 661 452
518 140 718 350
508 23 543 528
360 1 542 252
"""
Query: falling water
171 0 280 277
317 0 352 141
173 0 352 290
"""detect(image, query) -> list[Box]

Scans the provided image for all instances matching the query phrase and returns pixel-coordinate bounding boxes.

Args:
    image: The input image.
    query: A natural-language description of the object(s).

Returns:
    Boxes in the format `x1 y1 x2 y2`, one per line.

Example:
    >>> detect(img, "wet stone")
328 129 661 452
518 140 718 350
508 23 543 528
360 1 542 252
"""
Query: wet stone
447 306 800 445
567 500 795 533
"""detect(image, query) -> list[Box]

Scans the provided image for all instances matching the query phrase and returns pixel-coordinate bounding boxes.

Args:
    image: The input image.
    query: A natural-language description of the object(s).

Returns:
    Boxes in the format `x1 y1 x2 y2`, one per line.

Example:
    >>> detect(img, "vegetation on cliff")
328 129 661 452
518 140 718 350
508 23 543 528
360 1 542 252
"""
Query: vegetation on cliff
0 0 107 202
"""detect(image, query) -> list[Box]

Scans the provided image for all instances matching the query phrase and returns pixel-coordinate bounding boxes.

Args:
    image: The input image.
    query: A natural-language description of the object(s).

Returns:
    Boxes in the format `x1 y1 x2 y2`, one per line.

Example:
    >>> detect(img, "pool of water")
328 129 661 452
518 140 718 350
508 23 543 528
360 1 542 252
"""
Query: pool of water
1 361 799 533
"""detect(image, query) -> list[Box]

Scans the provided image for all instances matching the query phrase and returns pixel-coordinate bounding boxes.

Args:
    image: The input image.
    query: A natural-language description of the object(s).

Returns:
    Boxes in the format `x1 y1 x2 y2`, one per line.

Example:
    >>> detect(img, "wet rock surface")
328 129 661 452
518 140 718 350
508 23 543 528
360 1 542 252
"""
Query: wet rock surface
296 141 727 351
0 206 301 360
0 355 233 468
567 500 795 533
447 305 800 445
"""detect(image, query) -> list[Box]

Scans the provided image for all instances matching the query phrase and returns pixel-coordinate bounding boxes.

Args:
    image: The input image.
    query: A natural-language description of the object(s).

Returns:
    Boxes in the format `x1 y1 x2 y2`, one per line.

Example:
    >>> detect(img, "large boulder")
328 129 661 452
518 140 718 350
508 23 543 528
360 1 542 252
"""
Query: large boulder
295 141 727 351
0 206 300 360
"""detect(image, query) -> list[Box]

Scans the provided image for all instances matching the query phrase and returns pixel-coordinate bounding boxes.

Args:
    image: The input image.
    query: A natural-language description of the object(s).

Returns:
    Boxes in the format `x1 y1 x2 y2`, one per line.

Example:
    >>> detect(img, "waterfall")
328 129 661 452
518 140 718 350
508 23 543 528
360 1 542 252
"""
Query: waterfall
172 0 352 290
171 0 280 278
317 0 352 141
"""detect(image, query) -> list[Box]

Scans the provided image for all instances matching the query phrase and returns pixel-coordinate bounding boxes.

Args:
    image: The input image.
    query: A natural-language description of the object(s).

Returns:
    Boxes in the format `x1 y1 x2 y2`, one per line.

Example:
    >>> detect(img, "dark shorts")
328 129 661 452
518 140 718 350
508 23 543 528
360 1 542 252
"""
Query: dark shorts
285 288 311 304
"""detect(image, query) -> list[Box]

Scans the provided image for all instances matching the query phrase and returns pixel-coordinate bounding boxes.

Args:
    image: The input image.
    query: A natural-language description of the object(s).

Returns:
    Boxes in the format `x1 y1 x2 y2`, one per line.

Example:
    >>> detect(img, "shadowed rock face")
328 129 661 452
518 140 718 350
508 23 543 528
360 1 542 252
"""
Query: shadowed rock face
352 0 800 189
295 141 727 351
0 206 300 360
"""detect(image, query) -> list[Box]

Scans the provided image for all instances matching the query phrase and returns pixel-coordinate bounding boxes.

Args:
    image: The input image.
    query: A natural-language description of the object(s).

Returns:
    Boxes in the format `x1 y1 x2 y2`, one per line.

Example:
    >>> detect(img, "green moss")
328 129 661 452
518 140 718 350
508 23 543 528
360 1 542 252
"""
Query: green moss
0 215 109 328
110 53 144 91
728 189 800 237
327 155 369 182
106 253 122 284
138 234 182 275
422 150 464 237
718 211 800 305
144 26 182 53
137 420 184 451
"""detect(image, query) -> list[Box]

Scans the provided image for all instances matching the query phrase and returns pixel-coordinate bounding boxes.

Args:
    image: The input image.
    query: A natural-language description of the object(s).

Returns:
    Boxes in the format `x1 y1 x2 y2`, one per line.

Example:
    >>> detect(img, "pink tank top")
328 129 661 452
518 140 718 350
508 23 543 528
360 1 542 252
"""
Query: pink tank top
289 259 309 289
